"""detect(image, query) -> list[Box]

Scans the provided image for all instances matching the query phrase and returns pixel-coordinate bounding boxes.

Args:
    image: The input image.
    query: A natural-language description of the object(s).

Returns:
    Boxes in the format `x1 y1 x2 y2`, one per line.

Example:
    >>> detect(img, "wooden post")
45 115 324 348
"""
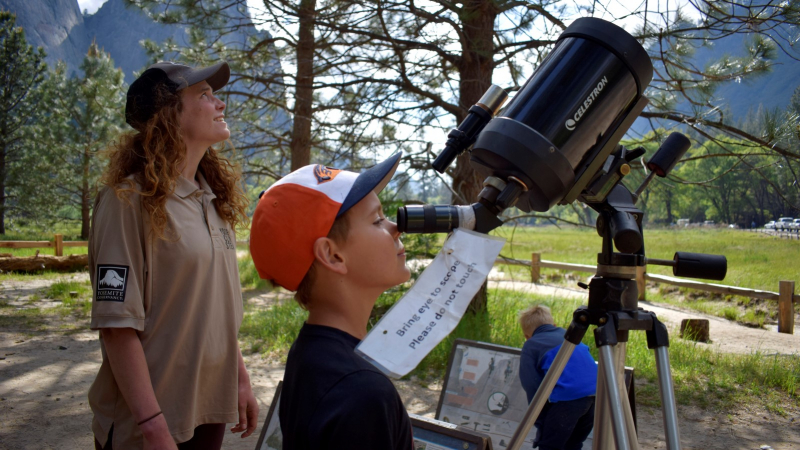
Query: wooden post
636 265 646 301
680 319 710 342
531 252 541 283
54 234 64 257
778 281 795 334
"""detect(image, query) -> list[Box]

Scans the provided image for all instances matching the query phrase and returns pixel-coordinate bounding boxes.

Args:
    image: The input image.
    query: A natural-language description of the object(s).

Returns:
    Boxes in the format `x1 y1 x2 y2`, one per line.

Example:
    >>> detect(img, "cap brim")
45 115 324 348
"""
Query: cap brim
183 61 230 91
337 152 402 218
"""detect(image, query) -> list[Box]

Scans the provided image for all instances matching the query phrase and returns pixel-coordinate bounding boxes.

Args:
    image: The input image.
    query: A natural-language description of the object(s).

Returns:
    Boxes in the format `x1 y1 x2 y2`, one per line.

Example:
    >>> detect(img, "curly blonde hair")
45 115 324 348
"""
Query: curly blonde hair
100 82 248 239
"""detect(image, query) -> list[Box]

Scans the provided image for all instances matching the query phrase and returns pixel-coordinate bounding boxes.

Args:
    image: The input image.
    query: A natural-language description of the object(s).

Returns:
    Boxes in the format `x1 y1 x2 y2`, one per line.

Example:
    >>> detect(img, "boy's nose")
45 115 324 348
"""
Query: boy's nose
389 220 401 239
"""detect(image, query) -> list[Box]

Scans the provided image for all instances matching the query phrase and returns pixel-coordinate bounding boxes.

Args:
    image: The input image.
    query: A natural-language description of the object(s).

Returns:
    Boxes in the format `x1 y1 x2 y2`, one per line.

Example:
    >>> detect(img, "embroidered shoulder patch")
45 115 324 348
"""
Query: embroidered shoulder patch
96 265 129 302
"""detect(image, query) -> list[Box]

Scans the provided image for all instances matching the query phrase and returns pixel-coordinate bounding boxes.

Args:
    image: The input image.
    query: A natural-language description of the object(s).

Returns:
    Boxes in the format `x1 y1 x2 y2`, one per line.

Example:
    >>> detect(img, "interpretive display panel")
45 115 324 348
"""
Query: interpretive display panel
436 339 635 449
435 339 535 449
255 381 283 450
411 414 493 450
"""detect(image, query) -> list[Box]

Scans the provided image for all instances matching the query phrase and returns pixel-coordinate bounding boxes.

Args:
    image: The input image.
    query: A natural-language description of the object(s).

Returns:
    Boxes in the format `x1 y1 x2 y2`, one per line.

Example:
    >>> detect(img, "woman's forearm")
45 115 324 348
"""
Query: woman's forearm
101 328 174 445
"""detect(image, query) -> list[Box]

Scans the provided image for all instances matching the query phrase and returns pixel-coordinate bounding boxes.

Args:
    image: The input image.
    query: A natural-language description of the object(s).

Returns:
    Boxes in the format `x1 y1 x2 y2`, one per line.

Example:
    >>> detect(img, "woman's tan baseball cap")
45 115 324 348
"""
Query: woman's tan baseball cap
125 61 230 131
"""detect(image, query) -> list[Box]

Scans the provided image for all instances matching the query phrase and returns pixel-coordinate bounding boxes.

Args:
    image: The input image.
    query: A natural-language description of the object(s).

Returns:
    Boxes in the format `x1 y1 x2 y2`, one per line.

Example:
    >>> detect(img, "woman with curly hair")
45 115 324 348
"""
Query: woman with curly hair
88 61 258 450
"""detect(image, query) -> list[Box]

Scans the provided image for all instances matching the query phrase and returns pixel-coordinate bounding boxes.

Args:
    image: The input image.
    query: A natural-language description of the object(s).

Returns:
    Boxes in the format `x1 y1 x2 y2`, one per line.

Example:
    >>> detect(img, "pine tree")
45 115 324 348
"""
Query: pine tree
22 42 126 238
0 11 46 234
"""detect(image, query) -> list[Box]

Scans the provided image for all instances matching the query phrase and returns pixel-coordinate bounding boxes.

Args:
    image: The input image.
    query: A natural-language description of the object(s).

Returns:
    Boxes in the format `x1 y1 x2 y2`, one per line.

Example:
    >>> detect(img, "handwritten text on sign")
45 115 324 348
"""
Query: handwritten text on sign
356 228 506 378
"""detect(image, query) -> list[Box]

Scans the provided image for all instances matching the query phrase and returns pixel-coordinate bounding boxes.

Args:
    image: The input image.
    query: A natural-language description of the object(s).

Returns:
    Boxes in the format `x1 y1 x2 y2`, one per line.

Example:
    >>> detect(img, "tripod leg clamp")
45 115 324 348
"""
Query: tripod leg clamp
594 315 619 347
646 315 670 349
565 316 590 345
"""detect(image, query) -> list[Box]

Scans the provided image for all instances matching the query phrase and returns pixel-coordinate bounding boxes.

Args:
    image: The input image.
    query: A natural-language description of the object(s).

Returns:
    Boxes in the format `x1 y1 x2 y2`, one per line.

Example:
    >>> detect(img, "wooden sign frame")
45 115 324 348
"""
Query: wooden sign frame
411 414 493 450
435 338 635 449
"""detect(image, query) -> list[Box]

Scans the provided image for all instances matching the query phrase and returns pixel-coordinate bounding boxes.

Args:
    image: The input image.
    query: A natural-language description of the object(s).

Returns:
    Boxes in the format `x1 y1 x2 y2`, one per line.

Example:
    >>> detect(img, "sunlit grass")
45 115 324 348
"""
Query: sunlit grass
490 226 798 292
239 287 800 412
45 279 93 316
238 252 271 291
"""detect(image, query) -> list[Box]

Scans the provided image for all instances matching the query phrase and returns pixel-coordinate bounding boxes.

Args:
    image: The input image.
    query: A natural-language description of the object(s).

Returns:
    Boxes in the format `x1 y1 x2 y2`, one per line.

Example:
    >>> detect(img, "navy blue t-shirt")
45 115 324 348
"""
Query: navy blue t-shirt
279 323 414 450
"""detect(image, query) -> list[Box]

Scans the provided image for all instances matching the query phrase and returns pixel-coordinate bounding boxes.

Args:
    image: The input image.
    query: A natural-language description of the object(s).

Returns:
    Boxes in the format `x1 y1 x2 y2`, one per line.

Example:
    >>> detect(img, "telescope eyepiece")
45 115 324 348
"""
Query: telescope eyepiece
397 204 476 234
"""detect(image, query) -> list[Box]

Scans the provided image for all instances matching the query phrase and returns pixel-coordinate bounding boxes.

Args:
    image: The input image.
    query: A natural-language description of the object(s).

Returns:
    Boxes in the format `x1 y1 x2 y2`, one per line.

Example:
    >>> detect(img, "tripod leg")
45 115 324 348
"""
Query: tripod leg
597 345 630 450
506 320 589 450
592 343 639 450
647 317 682 450
614 342 640 449
593 322 631 450
592 348 612 450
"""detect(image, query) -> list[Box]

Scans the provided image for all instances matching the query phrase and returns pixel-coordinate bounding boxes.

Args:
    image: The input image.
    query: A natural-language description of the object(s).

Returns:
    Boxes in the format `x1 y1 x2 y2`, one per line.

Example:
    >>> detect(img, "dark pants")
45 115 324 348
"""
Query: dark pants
534 396 595 450
94 423 226 450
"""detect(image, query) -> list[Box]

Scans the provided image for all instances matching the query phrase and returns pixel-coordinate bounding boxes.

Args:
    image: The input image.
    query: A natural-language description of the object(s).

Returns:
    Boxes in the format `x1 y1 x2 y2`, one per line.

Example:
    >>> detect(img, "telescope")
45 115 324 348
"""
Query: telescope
400 17 658 235
398 17 728 450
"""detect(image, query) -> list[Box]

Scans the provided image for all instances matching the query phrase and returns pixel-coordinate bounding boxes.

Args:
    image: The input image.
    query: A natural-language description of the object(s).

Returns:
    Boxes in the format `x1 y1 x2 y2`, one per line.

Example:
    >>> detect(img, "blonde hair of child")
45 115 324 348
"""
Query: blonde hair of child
519 304 555 337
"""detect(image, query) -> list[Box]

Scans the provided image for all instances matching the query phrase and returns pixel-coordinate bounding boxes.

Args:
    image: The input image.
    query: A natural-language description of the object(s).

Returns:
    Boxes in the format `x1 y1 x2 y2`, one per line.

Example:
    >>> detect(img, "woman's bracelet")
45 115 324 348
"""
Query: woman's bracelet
137 411 163 426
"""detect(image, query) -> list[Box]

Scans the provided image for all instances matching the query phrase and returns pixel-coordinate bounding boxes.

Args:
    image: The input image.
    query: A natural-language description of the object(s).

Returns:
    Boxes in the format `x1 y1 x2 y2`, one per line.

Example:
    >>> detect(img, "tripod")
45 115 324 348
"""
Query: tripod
507 264 678 450
504 176 725 450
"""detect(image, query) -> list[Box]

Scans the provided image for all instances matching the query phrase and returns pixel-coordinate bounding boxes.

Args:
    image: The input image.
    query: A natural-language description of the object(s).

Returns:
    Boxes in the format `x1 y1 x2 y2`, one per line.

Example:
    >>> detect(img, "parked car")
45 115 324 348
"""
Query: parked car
790 218 800 230
777 217 794 230
765 221 776 230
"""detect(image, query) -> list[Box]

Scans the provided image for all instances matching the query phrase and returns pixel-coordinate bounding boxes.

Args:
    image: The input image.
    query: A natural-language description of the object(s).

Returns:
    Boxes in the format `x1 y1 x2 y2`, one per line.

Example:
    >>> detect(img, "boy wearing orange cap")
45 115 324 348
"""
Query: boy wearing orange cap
249 153 413 449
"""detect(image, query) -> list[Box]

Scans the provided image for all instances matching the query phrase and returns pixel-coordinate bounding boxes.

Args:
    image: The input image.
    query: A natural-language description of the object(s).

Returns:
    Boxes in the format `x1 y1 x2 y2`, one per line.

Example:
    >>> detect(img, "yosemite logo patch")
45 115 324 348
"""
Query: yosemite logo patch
96 265 129 302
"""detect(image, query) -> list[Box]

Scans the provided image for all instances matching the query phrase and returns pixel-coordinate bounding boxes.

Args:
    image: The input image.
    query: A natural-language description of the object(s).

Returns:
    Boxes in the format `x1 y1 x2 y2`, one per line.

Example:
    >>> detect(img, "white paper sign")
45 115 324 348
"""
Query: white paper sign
356 228 506 378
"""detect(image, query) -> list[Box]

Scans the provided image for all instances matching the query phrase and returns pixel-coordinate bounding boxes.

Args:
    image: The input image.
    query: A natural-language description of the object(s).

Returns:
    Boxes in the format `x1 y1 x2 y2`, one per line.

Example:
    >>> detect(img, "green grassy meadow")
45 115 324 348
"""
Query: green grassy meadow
239 286 799 411
490 226 798 292
1 225 797 414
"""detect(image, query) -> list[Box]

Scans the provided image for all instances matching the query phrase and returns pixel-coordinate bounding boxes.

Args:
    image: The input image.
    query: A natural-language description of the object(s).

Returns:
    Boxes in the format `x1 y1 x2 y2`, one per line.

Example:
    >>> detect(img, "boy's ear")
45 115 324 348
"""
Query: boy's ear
312 236 348 275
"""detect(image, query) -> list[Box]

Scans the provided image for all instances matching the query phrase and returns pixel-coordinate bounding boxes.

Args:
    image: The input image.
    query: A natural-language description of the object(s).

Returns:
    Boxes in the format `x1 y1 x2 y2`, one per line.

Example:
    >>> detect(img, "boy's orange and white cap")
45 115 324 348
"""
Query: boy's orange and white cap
250 152 402 291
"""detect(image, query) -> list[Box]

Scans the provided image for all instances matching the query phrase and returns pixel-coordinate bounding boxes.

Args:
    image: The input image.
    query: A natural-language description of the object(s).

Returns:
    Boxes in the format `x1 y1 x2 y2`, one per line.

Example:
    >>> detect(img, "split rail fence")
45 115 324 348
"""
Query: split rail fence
0 234 87 256
496 253 798 335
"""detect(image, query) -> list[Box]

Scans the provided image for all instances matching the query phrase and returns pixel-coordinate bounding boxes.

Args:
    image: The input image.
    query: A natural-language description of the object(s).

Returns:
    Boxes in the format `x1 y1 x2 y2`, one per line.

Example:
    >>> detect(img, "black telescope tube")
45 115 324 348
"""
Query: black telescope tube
470 17 653 213
397 205 460 234
672 252 727 281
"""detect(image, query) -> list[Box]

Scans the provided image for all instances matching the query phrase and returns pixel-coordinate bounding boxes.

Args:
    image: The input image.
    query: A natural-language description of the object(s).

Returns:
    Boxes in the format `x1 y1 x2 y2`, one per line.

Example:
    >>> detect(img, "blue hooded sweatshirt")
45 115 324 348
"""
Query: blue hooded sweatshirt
519 324 598 403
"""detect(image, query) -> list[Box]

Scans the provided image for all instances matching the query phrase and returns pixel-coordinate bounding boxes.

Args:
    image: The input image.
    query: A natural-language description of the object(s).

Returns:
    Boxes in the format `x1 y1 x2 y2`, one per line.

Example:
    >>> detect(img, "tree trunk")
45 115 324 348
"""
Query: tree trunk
289 0 316 171
664 189 674 224
0 254 88 272
679 318 710 342
454 0 499 313
0 141 6 235
81 144 91 239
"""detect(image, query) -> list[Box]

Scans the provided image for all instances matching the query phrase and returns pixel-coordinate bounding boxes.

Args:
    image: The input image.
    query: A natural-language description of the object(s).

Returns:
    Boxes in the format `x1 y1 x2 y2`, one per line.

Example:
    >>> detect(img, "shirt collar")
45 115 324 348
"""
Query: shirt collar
175 171 217 200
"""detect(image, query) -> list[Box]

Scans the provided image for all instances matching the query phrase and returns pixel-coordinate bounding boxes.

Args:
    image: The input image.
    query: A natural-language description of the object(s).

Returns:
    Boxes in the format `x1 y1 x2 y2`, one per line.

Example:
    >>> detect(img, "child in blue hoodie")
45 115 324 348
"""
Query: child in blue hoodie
518 305 598 450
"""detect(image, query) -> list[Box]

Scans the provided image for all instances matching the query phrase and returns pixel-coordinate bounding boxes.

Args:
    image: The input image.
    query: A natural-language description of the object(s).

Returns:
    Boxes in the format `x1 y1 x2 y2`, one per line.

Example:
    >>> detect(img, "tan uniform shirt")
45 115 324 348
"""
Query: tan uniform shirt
88 173 243 448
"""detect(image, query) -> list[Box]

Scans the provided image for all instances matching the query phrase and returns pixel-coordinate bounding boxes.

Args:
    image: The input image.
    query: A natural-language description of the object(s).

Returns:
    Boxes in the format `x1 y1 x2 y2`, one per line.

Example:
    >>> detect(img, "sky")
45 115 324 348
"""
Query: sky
78 0 265 17
75 0 704 157
76 0 107 14
78 0 701 29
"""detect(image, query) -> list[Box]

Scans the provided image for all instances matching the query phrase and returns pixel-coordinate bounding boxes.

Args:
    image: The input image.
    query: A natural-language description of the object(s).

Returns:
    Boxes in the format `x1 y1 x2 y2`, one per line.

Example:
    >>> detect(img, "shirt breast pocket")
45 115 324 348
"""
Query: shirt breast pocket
212 236 225 248
210 226 235 250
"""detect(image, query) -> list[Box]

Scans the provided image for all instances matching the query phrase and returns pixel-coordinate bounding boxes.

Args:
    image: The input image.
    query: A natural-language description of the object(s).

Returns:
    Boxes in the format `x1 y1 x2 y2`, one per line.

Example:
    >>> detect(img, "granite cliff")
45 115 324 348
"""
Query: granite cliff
0 0 281 84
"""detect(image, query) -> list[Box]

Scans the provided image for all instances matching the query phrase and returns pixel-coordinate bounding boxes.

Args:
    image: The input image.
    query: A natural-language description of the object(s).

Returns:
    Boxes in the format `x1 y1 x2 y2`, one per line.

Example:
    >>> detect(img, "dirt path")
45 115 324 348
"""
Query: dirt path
490 280 800 355
1 276 798 449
